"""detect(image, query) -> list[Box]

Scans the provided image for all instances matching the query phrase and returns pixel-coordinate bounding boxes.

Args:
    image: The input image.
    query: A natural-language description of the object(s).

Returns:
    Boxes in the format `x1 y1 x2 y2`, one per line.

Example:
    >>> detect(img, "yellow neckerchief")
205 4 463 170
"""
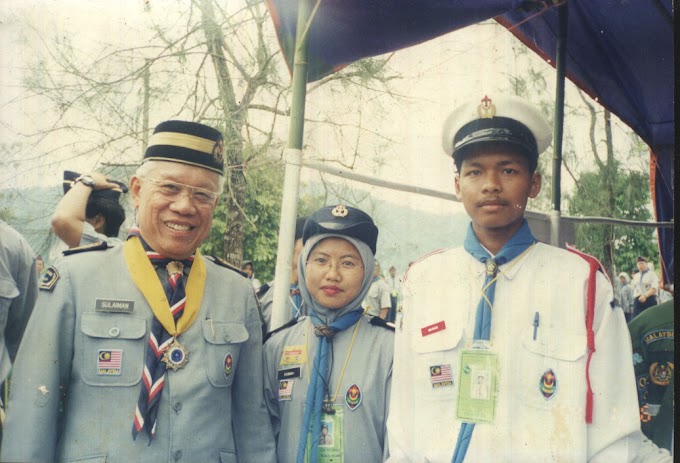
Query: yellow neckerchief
303 314 362 402
123 236 206 336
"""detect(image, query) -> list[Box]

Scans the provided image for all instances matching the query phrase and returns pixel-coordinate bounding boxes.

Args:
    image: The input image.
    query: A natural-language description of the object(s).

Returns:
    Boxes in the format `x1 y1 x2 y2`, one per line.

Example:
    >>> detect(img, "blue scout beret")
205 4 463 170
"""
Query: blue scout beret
303 205 378 255
144 120 224 175
62 170 127 202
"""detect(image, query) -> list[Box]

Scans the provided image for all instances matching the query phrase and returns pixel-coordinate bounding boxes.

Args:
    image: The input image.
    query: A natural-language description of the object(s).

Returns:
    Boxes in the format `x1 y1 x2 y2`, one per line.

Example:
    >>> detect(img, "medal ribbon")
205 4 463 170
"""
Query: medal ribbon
124 230 206 442
296 308 364 463
452 220 536 463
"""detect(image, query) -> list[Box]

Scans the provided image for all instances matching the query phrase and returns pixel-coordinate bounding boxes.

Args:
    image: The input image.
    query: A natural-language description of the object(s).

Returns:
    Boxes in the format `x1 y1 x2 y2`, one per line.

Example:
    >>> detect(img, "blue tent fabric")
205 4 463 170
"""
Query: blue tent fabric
265 0 674 281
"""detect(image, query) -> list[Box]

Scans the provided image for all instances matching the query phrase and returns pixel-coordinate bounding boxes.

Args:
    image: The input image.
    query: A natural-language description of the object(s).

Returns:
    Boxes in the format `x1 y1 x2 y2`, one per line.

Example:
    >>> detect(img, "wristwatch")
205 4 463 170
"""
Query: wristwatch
74 174 96 189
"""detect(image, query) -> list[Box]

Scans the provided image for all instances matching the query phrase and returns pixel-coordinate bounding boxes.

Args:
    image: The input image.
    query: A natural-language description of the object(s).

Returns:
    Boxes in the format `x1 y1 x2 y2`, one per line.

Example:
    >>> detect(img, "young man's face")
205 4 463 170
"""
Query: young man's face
455 146 541 239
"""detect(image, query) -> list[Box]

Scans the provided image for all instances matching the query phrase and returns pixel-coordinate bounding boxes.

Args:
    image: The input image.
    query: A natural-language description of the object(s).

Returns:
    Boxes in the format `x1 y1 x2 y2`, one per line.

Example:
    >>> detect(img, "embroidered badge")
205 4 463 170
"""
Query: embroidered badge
649 361 673 386
421 320 446 337
539 368 557 400
642 329 674 346
97 349 122 375
279 379 294 401
331 205 348 217
280 345 306 365
430 364 454 388
39 266 60 292
224 353 233 378
345 384 362 410
477 95 497 119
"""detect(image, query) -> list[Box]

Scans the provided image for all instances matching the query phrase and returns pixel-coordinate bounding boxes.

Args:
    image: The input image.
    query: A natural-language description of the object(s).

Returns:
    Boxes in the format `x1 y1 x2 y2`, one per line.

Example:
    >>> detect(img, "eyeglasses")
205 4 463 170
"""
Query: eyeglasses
141 176 219 207
307 256 364 274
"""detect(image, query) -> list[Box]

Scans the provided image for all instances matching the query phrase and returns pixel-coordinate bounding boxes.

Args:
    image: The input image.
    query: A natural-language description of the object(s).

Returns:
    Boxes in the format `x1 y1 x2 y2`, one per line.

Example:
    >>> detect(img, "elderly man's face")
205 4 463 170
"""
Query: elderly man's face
130 161 220 259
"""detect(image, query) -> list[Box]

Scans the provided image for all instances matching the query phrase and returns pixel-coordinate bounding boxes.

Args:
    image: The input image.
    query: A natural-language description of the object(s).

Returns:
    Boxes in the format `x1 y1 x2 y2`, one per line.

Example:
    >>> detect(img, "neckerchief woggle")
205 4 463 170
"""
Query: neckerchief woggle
296 308 364 463
124 227 207 442
451 220 536 463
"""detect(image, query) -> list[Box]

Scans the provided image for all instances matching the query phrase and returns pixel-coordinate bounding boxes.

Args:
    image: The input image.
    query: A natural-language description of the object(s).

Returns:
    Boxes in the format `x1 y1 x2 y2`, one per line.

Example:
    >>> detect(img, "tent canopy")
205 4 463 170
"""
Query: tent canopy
265 0 674 283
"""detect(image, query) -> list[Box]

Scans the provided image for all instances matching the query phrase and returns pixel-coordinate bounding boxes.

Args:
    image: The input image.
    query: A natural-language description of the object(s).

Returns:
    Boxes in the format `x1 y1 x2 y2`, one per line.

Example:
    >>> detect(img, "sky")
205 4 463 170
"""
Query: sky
0 0 648 219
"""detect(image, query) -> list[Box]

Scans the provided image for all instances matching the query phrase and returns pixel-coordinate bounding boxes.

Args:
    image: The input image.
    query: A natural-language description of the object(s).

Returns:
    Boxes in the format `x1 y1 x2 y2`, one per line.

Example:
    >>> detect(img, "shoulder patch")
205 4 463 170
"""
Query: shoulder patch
39 266 60 291
206 255 247 277
368 315 396 332
264 317 299 343
62 241 110 256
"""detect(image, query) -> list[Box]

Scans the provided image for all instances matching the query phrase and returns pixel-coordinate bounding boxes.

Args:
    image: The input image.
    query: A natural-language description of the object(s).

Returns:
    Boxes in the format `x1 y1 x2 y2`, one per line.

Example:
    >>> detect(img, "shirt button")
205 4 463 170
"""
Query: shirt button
108 327 120 337
173 450 182 460
173 402 182 412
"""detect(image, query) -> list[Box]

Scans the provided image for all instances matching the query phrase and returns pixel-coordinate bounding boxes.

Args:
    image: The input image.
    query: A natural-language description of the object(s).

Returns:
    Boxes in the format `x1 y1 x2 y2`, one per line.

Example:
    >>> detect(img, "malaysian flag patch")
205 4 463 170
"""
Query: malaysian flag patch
430 364 453 388
279 379 294 401
98 349 122 375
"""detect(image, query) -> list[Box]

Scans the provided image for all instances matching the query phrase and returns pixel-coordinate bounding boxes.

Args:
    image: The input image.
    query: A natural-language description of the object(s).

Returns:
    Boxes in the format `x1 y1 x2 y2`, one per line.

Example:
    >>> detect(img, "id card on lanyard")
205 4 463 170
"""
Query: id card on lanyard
456 346 498 423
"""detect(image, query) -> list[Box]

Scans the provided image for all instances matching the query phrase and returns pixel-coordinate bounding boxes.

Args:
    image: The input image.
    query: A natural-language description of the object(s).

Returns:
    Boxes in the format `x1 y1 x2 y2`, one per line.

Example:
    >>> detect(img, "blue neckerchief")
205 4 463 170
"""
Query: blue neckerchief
296 308 364 463
290 283 302 317
452 220 536 463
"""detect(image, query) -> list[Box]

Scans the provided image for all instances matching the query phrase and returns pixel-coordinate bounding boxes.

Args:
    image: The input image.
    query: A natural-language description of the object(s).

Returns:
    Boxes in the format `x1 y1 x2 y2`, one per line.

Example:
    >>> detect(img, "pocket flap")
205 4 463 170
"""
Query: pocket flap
411 321 464 354
202 320 249 345
81 312 146 340
522 327 586 361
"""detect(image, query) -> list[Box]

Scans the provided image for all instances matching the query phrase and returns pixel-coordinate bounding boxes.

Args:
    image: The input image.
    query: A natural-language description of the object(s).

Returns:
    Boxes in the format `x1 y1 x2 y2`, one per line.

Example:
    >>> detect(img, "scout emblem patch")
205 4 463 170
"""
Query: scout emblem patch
539 368 557 399
430 364 454 388
97 349 122 375
279 379 294 401
650 361 673 386
224 353 233 378
162 338 189 371
345 384 362 410
39 266 60 291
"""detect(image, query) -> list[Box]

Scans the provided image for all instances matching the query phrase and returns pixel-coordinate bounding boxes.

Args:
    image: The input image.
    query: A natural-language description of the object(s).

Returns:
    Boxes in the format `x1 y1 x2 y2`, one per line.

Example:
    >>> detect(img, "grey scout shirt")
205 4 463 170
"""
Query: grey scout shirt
263 315 393 463
1 244 276 463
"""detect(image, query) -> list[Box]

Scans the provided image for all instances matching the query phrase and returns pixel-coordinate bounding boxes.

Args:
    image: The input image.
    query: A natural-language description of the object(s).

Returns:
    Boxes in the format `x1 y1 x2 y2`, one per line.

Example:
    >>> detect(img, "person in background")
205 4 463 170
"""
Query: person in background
51 170 127 248
619 272 635 323
363 259 391 320
628 300 674 453
264 205 393 463
386 265 401 323
0 220 39 442
1 120 275 462
35 255 45 275
387 94 669 462
258 216 308 334
633 256 659 318
242 260 262 292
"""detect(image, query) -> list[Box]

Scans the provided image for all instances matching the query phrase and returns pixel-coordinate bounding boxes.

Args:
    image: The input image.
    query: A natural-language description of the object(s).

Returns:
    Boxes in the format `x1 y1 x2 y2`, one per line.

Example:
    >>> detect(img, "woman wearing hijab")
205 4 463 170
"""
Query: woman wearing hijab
264 205 394 463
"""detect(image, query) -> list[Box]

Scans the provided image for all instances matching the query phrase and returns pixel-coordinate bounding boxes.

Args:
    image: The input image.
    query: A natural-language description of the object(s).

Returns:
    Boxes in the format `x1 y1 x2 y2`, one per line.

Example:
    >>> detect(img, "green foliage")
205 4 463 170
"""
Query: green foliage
568 167 657 273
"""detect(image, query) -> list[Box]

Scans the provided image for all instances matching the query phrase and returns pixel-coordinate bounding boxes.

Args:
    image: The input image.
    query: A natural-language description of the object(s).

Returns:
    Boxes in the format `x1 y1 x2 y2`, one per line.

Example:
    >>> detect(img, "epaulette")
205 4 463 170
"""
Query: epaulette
264 317 299 343
62 241 110 256
368 315 396 332
256 282 271 299
206 255 247 277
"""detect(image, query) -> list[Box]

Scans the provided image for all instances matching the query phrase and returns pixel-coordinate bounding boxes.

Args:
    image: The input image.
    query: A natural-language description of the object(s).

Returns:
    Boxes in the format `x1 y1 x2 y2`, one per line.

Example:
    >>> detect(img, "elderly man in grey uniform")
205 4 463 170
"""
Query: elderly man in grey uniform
0 220 38 439
1 120 276 463
264 205 394 463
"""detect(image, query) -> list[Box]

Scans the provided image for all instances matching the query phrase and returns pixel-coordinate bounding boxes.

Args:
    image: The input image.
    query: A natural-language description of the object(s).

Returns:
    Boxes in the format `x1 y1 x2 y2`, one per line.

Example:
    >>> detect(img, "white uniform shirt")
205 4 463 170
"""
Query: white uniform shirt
387 243 645 462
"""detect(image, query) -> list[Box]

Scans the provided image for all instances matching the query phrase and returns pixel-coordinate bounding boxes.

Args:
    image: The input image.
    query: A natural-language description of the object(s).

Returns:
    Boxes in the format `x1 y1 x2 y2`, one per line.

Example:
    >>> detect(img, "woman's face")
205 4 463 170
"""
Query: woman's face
305 237 365 309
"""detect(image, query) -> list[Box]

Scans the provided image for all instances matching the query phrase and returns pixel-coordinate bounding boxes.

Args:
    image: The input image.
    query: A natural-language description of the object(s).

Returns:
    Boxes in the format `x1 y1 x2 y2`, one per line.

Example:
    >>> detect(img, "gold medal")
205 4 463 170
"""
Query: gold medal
162 338 190 371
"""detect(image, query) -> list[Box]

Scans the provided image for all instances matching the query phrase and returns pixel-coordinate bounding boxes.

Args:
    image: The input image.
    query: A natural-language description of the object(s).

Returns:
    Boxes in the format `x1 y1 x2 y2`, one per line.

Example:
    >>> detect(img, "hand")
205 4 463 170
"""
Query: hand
89 172 124 191
639 295 647 303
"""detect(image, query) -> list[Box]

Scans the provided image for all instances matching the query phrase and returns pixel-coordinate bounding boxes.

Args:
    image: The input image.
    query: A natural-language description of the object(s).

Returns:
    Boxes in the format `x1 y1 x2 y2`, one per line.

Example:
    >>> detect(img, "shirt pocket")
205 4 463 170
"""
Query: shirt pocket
518 326 587 409
202 320 249 388
410 321 465 400
80 313 147 386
